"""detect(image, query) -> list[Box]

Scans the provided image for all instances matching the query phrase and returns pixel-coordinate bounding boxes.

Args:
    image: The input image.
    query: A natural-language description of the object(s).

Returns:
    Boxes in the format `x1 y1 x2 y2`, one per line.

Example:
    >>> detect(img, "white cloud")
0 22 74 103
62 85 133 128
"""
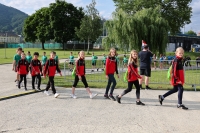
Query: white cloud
184 0 200 33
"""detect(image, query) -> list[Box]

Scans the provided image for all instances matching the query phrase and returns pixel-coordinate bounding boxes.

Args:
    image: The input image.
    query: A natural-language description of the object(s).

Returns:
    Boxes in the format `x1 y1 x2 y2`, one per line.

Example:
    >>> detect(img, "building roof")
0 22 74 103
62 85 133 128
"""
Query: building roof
0 32 19 37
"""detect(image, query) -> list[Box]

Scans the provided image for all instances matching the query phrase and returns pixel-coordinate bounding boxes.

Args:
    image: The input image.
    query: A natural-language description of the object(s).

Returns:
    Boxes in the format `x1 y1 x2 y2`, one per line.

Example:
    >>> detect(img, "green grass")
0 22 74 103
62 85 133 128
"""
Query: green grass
1 48 200 64
0 48 116 64
41 69 200 91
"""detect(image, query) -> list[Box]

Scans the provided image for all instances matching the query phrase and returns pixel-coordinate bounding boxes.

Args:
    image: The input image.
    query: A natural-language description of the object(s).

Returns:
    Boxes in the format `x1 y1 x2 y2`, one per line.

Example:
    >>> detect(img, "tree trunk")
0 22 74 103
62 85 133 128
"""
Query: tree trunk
42 42 45 50
87 37 90 54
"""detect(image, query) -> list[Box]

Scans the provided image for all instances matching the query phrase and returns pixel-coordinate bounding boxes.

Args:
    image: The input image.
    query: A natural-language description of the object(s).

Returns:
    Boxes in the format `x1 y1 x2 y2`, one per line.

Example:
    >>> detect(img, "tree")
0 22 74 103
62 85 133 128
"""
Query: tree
103 7 169 53
23 14 38 44
113 0 192 34
185 30 197 36
49 0 84 49
23 7 52 49
75 0 102 54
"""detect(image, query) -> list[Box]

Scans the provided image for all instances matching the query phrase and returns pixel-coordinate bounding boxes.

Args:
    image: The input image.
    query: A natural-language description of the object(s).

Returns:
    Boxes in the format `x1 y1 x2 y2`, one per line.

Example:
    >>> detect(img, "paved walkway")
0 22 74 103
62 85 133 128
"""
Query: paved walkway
0 64 200 133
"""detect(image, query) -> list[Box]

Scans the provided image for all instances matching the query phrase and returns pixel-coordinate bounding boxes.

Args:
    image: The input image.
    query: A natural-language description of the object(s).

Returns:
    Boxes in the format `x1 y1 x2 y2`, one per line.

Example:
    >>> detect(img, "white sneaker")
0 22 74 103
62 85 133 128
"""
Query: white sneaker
70 94 77 99
44 90 50 96
90 93 98 99
54 93 60 98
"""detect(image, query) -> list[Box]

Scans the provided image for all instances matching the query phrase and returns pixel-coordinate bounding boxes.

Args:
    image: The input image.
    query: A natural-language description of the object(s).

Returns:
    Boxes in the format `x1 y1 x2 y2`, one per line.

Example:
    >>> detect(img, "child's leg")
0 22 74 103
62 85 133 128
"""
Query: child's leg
133 80 140 101
49 76 56 94
18 75 23 88
32 76 36 89
37 74 41 88
81 76 91 94
109 74 116 95
163 85 178 99
24 75 27 88
118 81 134 98
72 75 79 94
45 79 51 91
105 75 112 95
177 84 184 105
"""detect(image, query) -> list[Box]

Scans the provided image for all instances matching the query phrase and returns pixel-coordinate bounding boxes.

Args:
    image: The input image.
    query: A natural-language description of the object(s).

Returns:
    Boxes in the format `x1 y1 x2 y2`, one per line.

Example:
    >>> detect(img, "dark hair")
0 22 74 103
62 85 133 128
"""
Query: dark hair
34 52 39 56
53 52 56 54
144 45 149 49
17 47 22 51
44 52 46 54
28 51 30 54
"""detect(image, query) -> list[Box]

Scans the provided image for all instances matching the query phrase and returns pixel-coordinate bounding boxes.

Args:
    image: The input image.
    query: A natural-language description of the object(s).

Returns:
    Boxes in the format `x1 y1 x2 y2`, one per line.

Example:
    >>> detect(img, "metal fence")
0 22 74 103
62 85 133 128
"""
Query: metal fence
63 59 200 91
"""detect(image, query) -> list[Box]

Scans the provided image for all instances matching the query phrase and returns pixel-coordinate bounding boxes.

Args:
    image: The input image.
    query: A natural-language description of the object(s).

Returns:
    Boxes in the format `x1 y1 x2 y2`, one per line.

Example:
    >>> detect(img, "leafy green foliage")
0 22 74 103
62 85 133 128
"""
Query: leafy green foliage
185 30 197 36
75 0 102 54
0 3 28 34
49 0 84 49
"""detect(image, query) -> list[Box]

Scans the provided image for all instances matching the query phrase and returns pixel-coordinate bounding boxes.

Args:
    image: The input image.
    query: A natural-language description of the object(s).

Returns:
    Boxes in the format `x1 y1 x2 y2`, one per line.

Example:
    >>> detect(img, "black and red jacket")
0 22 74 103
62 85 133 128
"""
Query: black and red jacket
44 58 61 77
76 58 85 76
17 59 29 75
105 56 118 75
30 59 42 76
127 62 141 82
171 56 184 86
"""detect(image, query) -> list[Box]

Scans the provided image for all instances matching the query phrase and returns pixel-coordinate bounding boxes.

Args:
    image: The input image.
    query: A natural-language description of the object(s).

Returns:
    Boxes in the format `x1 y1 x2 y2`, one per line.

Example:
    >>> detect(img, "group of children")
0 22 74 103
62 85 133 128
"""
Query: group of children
12 47 188 110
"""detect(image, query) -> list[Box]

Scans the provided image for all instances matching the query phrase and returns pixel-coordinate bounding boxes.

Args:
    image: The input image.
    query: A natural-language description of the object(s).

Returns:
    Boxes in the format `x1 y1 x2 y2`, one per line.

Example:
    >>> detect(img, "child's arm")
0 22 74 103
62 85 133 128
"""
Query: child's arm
56 60 62 76
17 61 20 72
75 60 80 76
39 60 42 74
105 58 109 76
43 60 49 77
129 65 141 79
172 61 181 83
26 61 29 74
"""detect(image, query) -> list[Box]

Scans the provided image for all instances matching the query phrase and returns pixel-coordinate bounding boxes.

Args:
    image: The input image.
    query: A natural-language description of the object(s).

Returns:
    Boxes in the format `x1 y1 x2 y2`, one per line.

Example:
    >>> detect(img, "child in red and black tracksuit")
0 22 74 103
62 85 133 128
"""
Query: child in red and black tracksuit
30 52 42 91
104 48 119 101
43 51 62 98
17 53 29 91
159 47 188 110
116 50 145 105
70 51 98 99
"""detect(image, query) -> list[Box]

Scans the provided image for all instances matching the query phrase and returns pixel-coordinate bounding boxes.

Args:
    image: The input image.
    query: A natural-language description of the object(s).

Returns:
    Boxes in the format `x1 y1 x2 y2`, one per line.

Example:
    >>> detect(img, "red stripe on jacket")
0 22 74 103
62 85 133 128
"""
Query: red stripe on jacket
44 58 61 77
171 56 184 86
17 59 29 74
76 58 85 76
128 63 140 82
106 56 118 75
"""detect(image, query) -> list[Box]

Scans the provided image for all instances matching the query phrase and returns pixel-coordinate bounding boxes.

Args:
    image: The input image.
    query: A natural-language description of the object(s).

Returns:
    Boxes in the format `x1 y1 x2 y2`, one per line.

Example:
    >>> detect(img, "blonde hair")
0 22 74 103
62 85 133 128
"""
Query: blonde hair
128 50 138 65
108 48 118 57
78 50 85 59
175 47 184 54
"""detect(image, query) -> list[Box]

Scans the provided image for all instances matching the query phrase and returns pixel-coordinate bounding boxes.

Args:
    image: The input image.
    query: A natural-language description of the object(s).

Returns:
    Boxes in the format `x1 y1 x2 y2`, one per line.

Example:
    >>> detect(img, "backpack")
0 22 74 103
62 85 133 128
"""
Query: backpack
72 66 76 77
123 70 128 82
167 60 174 81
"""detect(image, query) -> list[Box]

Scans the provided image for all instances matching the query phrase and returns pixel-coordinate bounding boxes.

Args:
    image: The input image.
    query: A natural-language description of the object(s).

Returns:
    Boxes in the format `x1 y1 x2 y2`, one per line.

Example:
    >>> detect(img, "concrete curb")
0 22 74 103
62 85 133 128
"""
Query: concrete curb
0 89 45 101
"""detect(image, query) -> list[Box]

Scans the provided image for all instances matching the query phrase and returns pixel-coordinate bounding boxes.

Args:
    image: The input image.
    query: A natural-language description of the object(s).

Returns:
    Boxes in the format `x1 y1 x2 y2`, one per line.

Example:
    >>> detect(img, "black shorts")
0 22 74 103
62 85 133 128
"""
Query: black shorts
69 62 74 65
140 69 151 77
92 62 96 66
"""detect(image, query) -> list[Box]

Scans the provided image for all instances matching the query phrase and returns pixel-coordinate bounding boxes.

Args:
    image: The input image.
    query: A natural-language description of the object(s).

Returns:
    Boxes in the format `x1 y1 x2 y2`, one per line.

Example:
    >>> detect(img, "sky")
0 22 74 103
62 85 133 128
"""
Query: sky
1 0 200 34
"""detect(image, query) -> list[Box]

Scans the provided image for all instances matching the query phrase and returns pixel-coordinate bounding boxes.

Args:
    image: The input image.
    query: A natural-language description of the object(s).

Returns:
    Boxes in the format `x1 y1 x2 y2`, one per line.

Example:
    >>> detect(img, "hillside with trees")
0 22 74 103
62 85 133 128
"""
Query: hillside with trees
0 3 28 34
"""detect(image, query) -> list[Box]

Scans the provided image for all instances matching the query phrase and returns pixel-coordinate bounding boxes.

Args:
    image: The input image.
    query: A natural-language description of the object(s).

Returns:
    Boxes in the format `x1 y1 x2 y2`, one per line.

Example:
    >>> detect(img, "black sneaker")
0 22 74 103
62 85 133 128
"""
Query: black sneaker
177 104 188 110
104 94 109 99
136 101 145 106
146 86 152 90
109 95 116 101
18 85 20 89
97 68 99 71
25 88 27 91
139 85 143 89
158 95 163 105
116 95 121 104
